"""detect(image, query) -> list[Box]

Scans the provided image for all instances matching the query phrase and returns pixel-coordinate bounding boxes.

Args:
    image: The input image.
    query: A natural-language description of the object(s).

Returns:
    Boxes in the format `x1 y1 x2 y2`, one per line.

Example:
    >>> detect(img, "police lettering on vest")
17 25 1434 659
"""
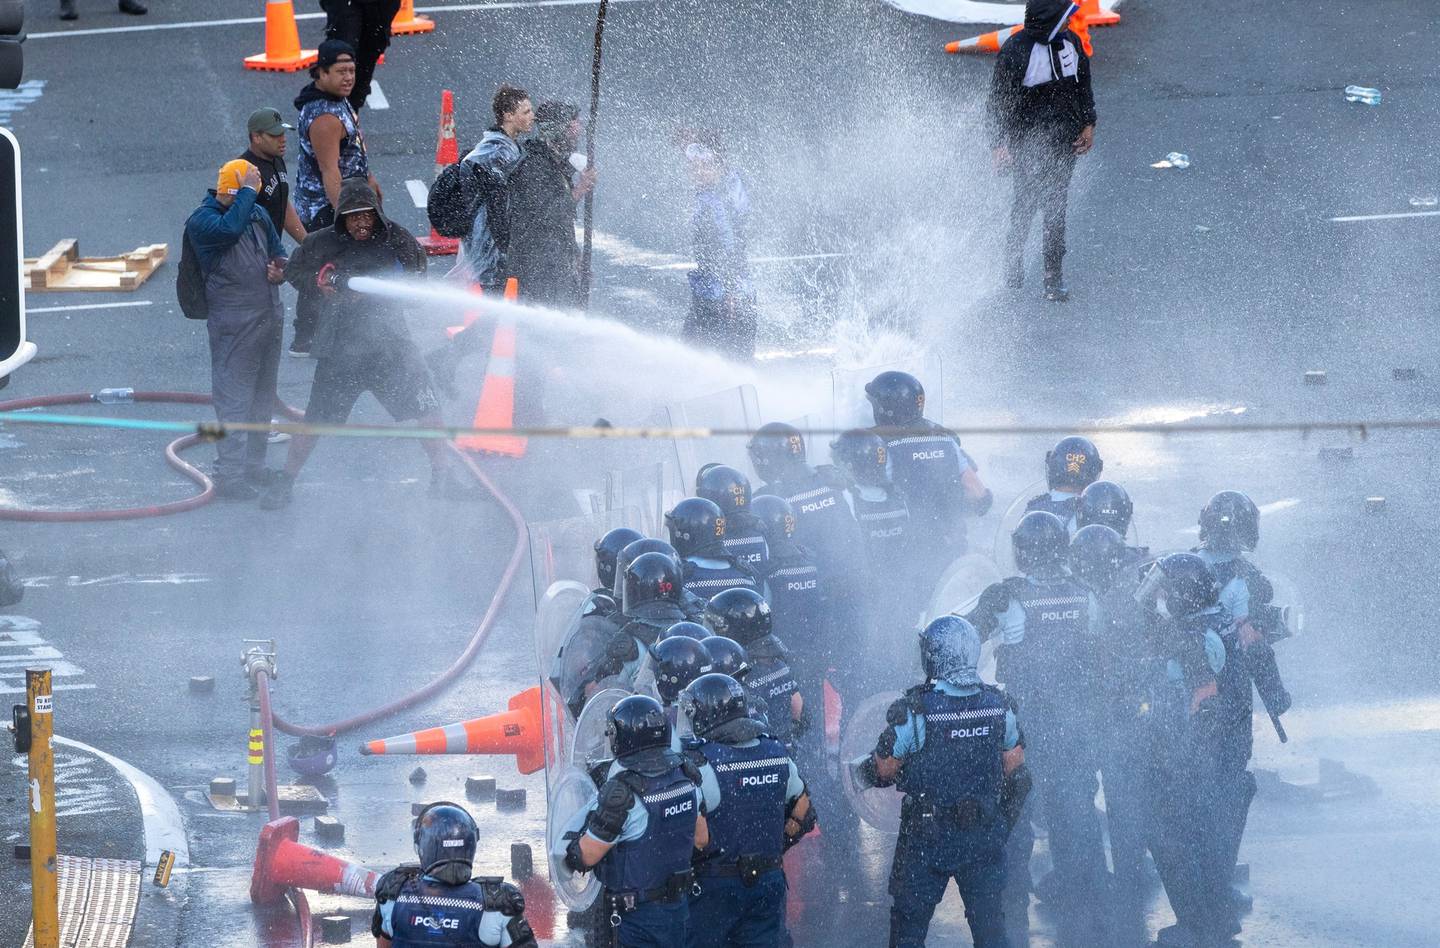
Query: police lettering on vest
896 687 1007 814
697 738 791 866
390 877 492 948
594 769 698 896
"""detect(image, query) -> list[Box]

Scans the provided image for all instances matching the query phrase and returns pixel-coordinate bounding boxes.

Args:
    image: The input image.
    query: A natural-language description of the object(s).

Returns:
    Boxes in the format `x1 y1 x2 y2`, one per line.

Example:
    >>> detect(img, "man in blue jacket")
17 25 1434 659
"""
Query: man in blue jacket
184 159 288 499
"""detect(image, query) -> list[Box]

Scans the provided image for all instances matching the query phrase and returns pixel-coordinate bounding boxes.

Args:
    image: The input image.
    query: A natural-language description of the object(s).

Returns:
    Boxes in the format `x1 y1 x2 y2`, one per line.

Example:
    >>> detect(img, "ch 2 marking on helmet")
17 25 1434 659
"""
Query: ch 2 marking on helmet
1066 452 1088 475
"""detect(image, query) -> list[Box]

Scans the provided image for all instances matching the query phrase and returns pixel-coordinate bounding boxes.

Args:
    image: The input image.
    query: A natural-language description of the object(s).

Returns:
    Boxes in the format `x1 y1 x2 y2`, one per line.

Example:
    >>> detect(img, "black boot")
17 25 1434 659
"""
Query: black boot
60 0 78 19
119 0 148 14
1043 270 1069 303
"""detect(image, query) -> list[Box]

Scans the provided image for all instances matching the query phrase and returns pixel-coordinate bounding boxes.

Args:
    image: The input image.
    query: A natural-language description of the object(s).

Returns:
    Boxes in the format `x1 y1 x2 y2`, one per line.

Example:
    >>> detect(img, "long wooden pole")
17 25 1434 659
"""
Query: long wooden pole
580 0 610 310
28 668 59 948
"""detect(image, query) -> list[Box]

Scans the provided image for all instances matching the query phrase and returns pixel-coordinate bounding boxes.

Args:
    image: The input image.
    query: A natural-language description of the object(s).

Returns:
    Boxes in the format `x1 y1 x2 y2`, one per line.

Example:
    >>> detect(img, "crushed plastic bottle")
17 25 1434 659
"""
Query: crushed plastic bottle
94 387 135 405
1408 195 1438 208
1344 85 1382 105
1151 152 1190 169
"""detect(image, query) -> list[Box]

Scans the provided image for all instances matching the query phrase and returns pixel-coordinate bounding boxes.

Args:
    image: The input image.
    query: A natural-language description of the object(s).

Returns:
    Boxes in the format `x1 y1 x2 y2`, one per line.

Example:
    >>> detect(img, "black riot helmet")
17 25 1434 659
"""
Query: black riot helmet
696 464 752 517
746 422 808 481
614 538 682 597
682 672 750 739
1198 490 1260 553
607 694 672 759
1076 480 1133 534
594 527 644 592
665 497 726 557
1012 511 1070 575
701 635 751 680
1068 524 1129 591
749 494 797 543
830 428 892 486
1045 435 1103 490
703 587 773 646
650 635 713 705
413 802 479 885
1155 552 1221 617
865 370 925 426
656 621 710 643
621 552 683 615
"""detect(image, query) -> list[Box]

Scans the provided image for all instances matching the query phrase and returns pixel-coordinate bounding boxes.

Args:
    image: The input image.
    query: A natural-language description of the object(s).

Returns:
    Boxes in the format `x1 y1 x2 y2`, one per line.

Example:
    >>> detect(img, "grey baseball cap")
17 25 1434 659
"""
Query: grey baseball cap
247 107 294 136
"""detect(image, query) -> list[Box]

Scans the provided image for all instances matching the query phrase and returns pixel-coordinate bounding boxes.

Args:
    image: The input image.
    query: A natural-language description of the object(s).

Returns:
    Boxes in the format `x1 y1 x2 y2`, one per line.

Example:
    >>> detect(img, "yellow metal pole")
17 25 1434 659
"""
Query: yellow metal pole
27 667 59 948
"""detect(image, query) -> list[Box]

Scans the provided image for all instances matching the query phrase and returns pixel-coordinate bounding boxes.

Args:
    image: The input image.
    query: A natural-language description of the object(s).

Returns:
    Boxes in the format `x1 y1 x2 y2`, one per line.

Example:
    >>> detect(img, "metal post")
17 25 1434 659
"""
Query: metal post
241 641 277 812
27 668 59 948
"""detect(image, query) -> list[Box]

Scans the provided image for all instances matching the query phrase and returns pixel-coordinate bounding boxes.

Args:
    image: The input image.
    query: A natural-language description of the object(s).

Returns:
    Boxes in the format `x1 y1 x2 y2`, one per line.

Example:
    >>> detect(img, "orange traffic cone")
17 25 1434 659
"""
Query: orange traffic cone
243 0 318 72
944 25 1021 54
359 684 545 774
418 89 462 256
456 278 527 458
251 816 379 905
446 283 484 339
1068 14 1094 56
1079 0 1120 27
391 0 436 35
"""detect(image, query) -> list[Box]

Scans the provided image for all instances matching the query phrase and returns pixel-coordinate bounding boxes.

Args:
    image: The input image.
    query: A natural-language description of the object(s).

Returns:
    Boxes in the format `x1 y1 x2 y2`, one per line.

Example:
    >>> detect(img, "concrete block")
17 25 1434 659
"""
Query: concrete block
496 788 526 812
1304 370 1327 385
315 815 345 844
466 775 496 801
188 676 215 694
321 915 351 943
511 842 534 880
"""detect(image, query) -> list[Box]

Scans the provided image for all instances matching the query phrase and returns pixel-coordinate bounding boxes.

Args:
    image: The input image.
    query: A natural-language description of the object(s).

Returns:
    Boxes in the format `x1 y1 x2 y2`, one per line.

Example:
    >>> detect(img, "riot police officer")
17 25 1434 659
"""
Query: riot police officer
667 497 760 600
830 428 915 581
697 463 771 574
657 621 712 643
1132 553 1234 948
650 635 714 749
1193 491 1291 917
700 635 770 729
864 372 992 589
374 802 536 947
745 422 862 581
704 588 802 749
561 695 710 948
852 616 1026 948
1024 436 1102 531
593 527 646 615
616 537 709 621
749 495 826 677
682 673 816 948
967 511 1107 943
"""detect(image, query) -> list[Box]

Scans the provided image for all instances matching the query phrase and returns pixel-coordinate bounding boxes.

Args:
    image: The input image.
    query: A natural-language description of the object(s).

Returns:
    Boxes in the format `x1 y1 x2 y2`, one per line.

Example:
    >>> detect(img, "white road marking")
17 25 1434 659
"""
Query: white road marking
1177 497 1302 535
54 736 189 867
1329 210 1440 223
28 0 654 39
0 615 94 695
645 252 850 272
881 0 1122 25
22 572 212 588
26 300 154 314
406 179 431 209
368 81 390 111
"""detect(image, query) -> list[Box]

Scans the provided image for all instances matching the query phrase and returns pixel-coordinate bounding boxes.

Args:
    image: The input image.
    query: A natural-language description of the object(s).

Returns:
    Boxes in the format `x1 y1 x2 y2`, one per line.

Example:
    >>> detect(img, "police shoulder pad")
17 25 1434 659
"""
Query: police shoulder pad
599 774 639 813
679 758 705 787
375 863 421 902
480 879 526 915
887 692 919 726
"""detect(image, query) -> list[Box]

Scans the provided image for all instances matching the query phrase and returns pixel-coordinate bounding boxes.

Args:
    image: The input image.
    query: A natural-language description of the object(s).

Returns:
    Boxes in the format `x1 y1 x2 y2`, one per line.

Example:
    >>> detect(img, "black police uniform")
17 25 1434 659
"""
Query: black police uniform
743 635 801 749
720 510 771 575
877 419 982 588
1023 491 1079 529
375 868 535 947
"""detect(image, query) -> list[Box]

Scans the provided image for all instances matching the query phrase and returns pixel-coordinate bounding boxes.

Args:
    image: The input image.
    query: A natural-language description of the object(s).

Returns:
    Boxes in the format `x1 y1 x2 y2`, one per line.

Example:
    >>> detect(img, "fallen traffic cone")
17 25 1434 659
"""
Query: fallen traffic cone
391 0 436 34
243 0 318 73
456 278 527 458
250 816 379 905
418 89 462 256
1079 0 1120 27
360 684 545 774
944 24 1021 54
446 284 484 339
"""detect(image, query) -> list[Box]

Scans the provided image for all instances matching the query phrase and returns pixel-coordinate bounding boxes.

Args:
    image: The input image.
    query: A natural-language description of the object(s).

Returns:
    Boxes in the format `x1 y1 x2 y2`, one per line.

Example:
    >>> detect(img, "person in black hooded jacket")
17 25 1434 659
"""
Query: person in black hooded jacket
260 178 477 508
987 0 1097 303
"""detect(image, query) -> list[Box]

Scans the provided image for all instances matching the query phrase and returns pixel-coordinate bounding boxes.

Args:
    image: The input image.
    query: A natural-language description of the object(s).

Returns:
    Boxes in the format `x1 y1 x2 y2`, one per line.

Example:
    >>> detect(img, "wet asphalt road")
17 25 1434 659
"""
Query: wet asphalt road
1 0 1439 944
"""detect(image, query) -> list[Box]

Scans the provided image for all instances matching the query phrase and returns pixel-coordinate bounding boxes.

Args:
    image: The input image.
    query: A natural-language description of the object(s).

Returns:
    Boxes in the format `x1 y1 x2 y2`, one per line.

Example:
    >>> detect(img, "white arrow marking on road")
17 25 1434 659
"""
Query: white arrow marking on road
1329 210 1440 223
406 179 431 210
369 82 390 111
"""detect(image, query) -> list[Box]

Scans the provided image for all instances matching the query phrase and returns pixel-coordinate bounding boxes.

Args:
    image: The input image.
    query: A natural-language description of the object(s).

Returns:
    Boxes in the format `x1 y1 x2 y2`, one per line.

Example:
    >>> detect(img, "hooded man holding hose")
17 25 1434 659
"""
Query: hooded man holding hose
988 0 1097 303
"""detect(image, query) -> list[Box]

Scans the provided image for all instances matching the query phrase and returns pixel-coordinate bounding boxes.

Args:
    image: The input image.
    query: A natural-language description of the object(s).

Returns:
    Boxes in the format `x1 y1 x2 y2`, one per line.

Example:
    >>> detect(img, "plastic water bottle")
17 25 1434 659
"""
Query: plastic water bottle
1165 152 1190 169
95 387 134 405
1344 85 1382 105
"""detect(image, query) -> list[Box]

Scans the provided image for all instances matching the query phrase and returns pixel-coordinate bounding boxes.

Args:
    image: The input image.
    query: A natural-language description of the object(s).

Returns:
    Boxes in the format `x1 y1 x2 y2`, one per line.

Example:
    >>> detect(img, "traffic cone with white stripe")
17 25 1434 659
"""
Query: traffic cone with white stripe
446 283 485 339
418 89 462 256
1079 0 1119 27
358 685 546 775
391 0 436 34
243 0 317 72
944 24 1021 54
456 278 527 458
251 817 379 905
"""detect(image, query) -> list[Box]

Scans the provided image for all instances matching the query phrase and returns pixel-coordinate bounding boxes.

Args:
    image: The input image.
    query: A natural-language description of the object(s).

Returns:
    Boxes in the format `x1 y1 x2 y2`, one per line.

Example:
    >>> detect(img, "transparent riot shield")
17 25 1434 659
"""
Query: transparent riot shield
838 690 904 834
923 553 1004 627
1258 569 1305 642
666 385 763 489
545 764 603 911
602 461 684 539
830 353 945 433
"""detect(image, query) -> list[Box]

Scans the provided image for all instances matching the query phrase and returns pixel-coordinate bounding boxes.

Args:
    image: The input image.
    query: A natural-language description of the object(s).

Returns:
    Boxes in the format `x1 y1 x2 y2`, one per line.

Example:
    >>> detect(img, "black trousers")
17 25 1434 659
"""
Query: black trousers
1004 137 1077 278
320 0 401 111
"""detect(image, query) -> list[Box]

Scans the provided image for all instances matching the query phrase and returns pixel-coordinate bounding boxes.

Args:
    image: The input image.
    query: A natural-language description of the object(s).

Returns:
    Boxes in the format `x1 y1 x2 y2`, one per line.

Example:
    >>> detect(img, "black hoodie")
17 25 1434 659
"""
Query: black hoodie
987 0 1097 148
283 178 426 360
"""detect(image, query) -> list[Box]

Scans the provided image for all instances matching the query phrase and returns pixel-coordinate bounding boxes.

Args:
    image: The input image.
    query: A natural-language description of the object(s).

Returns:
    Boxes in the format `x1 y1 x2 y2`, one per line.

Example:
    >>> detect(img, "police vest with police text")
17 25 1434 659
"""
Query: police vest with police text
721 516 771 574
763 555 823 657
595 767 698 895
389 877 492 948
681 558 758 600
882 422 966 521
745 639 799 743
694 737 791 866
896 686 1007 813
850 489 912 565
1008 577 1092 706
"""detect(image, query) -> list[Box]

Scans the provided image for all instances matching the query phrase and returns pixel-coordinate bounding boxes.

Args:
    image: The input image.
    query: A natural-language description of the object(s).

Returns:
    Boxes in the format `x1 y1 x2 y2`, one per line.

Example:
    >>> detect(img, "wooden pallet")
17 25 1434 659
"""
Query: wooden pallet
23 240 168 292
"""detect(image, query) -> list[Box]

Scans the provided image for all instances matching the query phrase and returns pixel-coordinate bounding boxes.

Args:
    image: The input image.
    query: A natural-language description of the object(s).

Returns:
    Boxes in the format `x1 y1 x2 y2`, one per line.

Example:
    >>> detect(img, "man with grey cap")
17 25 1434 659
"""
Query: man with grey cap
853 615 1027 947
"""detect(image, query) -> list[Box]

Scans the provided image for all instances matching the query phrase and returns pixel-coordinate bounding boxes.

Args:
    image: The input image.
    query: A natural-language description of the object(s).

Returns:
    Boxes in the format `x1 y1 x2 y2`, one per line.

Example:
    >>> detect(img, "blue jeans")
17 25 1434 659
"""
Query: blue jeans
889 819 1009 948
617 897 689 948
688 869 788 948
